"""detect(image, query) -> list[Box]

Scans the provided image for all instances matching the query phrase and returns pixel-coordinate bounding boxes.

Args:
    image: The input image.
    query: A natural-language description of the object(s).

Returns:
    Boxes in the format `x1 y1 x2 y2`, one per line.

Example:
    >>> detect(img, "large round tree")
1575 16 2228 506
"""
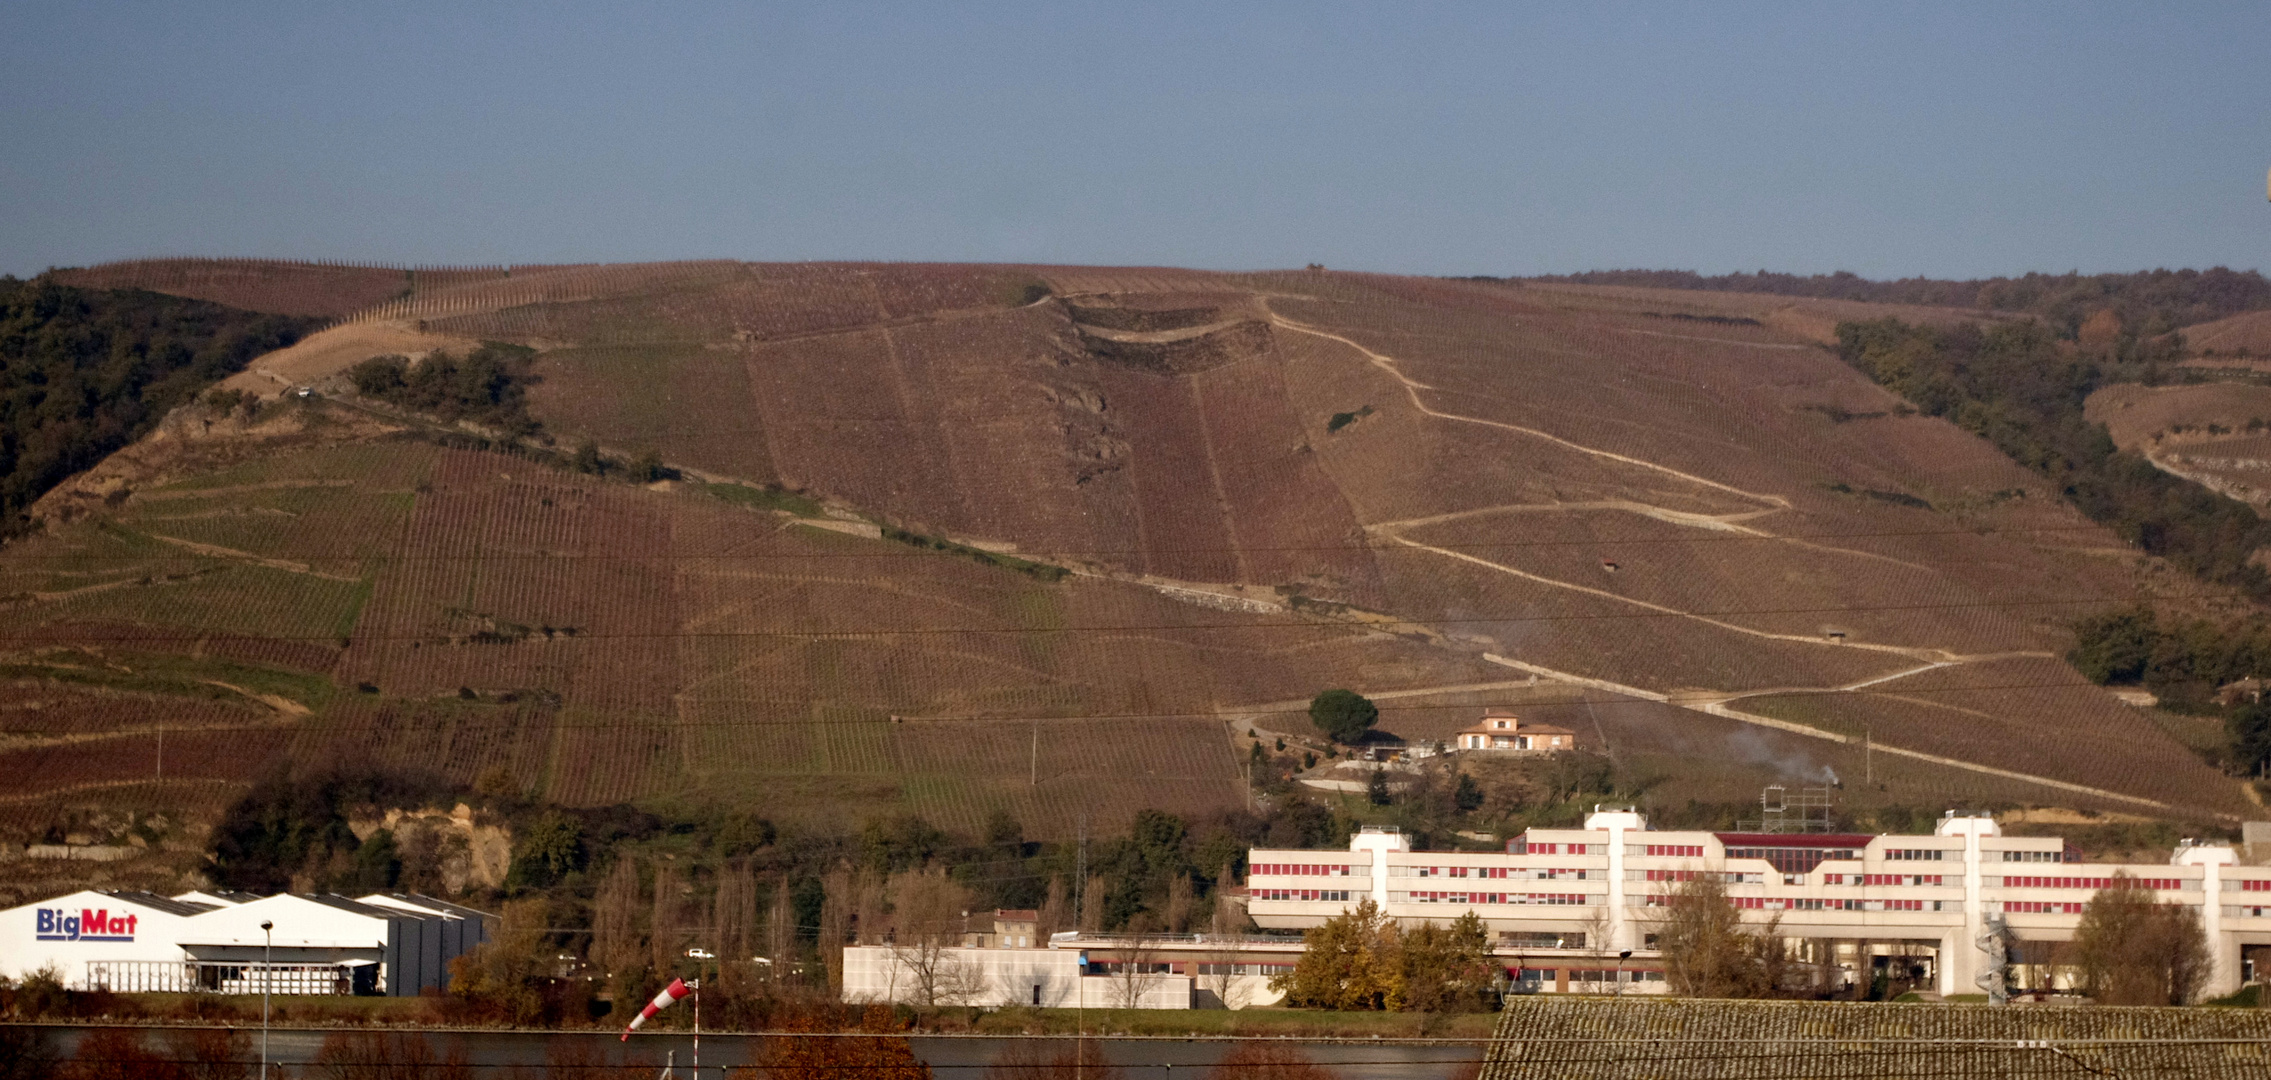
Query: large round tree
1309 688 1379 744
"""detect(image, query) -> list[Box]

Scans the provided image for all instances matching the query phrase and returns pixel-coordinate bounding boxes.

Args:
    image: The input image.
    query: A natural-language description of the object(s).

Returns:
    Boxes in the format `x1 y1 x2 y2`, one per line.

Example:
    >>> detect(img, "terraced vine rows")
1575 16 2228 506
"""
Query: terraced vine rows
1482 996 2271 1079
11 257 2259 834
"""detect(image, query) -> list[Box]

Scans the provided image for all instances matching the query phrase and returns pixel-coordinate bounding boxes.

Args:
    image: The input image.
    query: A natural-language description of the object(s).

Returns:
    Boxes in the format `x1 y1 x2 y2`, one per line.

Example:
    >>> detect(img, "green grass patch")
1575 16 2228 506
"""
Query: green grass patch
2205 983 2265 1007
0 649 334 711
883 526 1069 583
702 481 823 517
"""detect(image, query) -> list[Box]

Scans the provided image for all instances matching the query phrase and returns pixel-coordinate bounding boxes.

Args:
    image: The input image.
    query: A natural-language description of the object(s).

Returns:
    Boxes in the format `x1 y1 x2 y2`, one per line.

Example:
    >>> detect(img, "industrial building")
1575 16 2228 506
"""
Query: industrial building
1246 810 2271 998
841 941 1196 1009
0 889 493 996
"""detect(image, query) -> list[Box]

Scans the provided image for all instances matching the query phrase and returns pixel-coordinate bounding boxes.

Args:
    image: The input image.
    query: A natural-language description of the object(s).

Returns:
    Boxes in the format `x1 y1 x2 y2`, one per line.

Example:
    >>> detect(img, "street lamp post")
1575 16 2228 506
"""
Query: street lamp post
259 920 274 1080
1615 949 1632 998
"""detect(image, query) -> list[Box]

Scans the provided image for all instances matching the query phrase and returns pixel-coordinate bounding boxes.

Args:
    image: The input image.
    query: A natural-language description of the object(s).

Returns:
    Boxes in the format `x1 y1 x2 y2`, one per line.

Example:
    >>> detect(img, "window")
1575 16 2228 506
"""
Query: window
1199 962 1293 976
2240 880 2271 892
1399 891 1508 905
1253 889 1352 902
1500 932 1583 949
2003 901 2084 914
2000 876 2180 891
1884 849 1946 861
1999 850 2061 863
1640 844 1705 857
1722 845 1862 874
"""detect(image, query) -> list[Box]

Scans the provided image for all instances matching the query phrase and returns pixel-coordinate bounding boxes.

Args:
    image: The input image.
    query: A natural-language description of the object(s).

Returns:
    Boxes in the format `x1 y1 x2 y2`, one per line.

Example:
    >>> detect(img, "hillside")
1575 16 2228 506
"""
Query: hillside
3 258 2257 879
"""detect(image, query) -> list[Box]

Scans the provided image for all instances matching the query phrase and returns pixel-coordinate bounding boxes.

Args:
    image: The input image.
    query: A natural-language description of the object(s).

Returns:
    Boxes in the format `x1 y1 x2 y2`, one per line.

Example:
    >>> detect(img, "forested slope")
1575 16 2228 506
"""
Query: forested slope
0 277 319 533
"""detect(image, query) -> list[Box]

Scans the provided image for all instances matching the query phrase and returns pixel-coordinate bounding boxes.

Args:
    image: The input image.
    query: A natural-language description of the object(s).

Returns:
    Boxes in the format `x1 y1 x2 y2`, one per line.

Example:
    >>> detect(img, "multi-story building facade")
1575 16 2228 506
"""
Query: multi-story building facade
1248 810 2271 998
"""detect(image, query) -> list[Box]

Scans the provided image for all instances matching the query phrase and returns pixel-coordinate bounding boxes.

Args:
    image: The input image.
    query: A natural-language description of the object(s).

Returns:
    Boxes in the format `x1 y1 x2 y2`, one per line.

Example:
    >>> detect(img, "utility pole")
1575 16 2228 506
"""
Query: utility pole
259 920 273 1080
1076 809 1087 1079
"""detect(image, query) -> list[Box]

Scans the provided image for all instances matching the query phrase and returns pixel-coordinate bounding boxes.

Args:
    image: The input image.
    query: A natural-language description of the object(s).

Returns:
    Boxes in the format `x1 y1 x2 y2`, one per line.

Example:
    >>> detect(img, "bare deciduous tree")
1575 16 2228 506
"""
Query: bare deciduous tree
1210 862 1252 935
650 861 686 977
2073 873 2214 1005
1112 915 1165 1009
854 868 889 945
714 859 759 991
1037 876 1070 942
821 865 853 993
1651 876 1787 999
1203 929 1255 1010
1166 873 1195 934
886 867 981 1006
764 877 796 983
590 858 644 980
1080 876 1108 933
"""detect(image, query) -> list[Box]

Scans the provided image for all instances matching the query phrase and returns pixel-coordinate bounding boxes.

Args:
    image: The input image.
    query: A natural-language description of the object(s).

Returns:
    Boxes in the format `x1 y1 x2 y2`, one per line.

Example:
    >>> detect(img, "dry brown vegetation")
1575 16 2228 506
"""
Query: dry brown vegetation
2086 381 2271 508
2 258 2255 861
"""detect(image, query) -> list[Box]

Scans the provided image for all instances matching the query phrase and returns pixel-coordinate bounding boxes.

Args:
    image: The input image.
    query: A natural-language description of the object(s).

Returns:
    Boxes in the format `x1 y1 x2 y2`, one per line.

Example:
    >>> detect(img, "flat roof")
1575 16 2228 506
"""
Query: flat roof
1714 833 1875 848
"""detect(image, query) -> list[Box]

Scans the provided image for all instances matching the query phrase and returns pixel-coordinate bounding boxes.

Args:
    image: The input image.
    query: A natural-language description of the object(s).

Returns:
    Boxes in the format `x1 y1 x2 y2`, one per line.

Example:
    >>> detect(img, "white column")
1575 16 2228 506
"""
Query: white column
1372 842 1389 907
2204 858 2230 996
1583 809 1643 951
1935 814 1993 998
1605 820 1630 951
2176 843 2239 997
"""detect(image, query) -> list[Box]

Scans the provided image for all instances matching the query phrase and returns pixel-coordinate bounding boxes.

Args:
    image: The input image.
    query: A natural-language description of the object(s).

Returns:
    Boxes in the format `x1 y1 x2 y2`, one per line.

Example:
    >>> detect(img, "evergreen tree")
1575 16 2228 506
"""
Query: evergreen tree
1309 689 1380 744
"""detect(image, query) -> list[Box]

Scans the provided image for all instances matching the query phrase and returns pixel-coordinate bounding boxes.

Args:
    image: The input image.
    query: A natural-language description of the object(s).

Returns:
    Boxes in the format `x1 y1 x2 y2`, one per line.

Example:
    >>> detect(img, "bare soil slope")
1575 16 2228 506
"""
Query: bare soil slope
2087 381 2271 507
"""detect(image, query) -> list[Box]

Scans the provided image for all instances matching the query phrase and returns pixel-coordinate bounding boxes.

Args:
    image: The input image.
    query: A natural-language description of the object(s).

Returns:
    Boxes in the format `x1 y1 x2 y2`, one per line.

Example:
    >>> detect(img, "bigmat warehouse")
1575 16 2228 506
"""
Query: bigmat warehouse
0 889 491 996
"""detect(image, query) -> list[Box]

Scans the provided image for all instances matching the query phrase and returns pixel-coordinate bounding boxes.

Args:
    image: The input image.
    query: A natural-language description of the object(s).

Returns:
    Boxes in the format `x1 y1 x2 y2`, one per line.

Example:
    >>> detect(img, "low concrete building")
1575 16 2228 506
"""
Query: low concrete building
842 941 1191 1008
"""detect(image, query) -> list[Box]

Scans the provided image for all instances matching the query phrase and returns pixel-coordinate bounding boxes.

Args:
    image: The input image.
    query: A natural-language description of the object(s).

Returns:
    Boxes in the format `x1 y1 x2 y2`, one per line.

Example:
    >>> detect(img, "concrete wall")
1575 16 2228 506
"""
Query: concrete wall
842 946 1191 1009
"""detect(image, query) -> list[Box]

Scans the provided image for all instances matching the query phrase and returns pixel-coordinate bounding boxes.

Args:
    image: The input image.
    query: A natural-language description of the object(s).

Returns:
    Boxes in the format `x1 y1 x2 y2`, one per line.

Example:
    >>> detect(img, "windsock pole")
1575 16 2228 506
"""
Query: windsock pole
622 977 693 1041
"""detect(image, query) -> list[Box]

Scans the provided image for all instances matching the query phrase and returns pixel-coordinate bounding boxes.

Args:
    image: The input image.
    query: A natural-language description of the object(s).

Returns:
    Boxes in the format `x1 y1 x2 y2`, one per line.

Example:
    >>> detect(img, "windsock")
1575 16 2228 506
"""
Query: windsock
621 977 692 1041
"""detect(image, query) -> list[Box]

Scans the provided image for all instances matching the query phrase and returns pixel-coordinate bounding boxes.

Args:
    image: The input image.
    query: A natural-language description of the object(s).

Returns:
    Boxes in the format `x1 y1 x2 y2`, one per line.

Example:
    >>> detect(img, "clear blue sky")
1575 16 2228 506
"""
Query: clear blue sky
4 2 2268 279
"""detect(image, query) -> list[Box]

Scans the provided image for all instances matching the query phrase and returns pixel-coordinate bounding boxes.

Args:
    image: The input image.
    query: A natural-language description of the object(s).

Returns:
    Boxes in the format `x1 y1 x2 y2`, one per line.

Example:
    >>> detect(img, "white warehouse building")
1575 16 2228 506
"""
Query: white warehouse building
0 890 493 996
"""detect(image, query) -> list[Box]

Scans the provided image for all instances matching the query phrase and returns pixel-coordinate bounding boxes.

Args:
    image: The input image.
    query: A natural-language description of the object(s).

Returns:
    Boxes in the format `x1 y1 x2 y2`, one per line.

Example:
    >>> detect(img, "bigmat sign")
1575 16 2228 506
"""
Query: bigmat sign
35 907 138 942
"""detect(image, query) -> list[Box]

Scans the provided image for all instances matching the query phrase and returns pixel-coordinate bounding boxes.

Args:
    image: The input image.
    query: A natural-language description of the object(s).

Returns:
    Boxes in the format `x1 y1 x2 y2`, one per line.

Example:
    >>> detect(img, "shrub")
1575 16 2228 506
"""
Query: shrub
347 342 541 436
